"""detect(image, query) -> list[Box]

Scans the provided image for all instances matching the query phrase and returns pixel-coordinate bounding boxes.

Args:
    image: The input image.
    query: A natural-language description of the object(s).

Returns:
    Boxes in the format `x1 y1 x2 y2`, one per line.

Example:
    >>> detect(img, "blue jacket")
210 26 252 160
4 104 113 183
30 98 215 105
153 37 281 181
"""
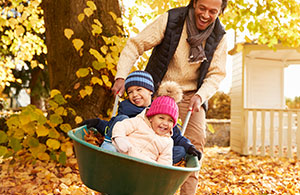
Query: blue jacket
96 99 193 152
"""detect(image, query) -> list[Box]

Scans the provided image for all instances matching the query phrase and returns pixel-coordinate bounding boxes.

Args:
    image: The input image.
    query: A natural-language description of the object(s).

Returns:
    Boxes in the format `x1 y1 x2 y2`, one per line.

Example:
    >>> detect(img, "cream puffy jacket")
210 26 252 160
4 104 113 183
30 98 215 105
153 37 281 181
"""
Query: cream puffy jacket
112 109 173 166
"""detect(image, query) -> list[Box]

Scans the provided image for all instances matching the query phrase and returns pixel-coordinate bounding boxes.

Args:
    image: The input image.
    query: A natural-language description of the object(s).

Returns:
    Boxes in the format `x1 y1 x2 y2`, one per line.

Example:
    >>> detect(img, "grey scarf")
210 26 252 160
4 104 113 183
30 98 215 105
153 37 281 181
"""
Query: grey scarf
186 7 215 63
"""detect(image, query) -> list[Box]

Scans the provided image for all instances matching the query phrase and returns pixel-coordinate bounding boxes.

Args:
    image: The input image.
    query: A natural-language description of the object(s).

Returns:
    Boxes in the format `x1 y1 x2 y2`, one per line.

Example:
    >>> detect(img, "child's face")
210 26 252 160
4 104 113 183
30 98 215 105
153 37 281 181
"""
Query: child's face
149 114 174 136
127 86 152 107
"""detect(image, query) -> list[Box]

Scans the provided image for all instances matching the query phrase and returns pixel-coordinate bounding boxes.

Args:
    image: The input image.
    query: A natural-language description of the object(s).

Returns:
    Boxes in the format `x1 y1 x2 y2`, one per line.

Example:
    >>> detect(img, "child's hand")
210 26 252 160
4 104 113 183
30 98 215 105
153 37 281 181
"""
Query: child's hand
113 137 132 153
79 118 99 128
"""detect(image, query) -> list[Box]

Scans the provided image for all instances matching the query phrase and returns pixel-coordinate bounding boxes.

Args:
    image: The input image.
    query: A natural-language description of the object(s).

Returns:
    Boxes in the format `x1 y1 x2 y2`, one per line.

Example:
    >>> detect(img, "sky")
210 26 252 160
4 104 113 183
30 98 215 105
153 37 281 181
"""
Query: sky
284 65 300 98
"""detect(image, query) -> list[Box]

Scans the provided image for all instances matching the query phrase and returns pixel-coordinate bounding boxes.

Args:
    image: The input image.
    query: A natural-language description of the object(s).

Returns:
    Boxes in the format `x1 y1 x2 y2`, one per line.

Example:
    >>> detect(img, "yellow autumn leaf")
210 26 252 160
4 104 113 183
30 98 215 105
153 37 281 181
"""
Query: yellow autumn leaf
46 139 60 150
94 19 102 27
84 7 93 17
15 25 25 36
89 48 105 63
142 52 149 59
64 28 74 39
85 86 93 95
38 63 44 69
19 114 31 126
245 35 252 43
132 27 140 34
102 75 112 88
37 152 50 161
61 141 73 157
105 54 115 67
236 43 244 53
60 123 72 133
116 18 123 26
110 46 118 52
87 1 97 11
78 13 85 22
31 60 38 69
8 18 18 28
100 45 108 55
91 76 103 85
91 24 102 35
72 39 84 51
36 125 49 137
64 94 72 99
107 63 115 71
111 69 117 76
50 89 61 98
109 11 117 21
23 122 35 135
48 128 60 139
75 116 83 124
79 89 87 98
55 106 66 116
16 79 22 84
76 68 89 78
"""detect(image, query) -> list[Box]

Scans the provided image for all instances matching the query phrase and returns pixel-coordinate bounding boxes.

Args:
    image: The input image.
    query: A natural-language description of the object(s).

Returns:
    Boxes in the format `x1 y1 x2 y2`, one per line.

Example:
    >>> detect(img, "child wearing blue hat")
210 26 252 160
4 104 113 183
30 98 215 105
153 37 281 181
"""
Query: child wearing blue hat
80 70 201 163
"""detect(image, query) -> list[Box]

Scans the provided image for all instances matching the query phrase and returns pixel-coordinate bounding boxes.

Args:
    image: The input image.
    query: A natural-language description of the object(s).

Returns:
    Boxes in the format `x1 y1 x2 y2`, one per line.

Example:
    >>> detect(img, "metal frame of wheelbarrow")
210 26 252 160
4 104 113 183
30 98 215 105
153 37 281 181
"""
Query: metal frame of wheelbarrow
68 96 199 195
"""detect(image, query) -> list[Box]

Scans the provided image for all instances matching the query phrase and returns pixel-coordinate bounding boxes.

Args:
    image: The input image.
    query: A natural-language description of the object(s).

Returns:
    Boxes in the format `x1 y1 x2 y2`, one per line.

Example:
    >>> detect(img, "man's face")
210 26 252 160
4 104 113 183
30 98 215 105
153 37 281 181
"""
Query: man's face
193 0 222 31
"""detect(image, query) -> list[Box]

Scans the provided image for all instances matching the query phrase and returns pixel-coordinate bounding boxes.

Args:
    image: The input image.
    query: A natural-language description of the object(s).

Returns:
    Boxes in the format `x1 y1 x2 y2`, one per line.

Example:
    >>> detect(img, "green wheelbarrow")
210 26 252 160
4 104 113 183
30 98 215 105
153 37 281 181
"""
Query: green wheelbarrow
68 125 200 195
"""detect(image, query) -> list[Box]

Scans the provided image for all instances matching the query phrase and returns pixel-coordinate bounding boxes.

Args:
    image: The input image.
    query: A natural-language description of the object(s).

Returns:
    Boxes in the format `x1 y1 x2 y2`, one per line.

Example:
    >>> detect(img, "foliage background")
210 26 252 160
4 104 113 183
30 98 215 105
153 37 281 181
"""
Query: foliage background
0 0 300 165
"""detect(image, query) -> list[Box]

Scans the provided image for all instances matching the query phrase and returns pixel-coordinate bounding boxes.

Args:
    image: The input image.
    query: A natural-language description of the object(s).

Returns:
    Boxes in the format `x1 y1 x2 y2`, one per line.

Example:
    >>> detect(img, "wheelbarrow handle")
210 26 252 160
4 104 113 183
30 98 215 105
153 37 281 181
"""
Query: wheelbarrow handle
111 94 120 117
181 110 192 136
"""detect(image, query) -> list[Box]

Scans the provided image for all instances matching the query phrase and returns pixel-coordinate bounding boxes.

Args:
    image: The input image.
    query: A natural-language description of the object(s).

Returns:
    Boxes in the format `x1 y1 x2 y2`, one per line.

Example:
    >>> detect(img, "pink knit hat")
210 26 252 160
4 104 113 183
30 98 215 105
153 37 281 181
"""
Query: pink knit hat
146 81 183 127
146 96 179 127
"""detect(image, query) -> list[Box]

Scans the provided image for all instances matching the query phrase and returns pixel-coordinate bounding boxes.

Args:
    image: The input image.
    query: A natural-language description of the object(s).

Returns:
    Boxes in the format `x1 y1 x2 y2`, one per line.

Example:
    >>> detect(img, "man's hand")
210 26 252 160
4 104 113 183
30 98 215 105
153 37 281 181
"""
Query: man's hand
111 78 125 96
188 94 202 112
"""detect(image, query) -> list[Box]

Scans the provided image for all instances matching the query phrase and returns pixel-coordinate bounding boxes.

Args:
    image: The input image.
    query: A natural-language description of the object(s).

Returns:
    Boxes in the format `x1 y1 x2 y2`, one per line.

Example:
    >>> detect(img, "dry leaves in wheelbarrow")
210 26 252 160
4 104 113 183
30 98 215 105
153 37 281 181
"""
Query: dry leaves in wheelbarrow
83 130 104 147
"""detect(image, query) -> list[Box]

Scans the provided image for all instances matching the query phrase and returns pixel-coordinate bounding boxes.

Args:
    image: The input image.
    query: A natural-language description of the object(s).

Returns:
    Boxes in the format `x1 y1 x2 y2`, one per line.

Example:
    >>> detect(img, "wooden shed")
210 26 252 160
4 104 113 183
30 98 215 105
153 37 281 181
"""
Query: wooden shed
229 43 300 158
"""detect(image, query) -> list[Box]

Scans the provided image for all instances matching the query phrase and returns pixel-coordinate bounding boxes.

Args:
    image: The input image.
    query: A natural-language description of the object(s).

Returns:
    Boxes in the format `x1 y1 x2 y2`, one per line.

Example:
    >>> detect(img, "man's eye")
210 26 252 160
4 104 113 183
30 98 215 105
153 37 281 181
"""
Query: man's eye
199 7 205 11
210 10 218 15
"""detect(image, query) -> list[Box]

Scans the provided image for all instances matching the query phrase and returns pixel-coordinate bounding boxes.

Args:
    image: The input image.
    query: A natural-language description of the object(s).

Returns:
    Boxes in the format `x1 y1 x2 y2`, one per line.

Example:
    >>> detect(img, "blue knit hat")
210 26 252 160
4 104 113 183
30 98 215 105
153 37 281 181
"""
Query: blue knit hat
125 71 154 92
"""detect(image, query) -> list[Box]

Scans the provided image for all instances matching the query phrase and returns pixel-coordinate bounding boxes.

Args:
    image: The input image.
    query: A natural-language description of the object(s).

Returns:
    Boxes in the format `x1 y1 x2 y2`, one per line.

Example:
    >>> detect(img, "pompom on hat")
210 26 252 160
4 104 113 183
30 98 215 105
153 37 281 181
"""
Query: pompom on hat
146 81 183 127
125 71 154 93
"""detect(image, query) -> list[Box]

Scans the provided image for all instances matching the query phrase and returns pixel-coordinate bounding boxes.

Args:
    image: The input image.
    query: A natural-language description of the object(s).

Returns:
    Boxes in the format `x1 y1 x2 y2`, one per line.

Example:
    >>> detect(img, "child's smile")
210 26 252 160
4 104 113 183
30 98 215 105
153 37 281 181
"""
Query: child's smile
150 114 174 136
127 86 152 107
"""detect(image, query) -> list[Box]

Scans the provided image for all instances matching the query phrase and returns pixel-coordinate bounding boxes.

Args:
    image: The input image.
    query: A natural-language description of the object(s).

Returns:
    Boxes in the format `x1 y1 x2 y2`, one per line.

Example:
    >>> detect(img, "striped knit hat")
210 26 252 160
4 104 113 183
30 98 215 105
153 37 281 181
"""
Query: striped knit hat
125 71 154 93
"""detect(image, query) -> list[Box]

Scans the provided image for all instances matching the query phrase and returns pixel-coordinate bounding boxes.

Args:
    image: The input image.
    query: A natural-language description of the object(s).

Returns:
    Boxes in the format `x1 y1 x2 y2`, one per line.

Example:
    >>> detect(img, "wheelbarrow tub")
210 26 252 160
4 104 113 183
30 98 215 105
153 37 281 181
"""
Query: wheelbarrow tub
68 126 200 195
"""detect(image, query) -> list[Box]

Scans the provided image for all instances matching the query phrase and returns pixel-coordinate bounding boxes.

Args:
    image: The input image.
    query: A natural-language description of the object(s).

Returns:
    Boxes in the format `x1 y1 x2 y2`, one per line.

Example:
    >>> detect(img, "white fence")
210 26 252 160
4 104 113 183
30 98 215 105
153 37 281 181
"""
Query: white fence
244 109 300 158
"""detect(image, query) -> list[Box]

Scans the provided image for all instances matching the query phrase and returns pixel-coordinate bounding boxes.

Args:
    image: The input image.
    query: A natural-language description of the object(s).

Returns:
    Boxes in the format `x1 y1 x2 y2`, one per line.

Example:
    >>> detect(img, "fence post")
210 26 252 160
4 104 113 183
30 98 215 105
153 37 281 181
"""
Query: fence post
278 111 283 157
253 111 257 155
297 111 300 159
261 111 266 156
243 110 249 154
270 111 275 157
287 111 292 158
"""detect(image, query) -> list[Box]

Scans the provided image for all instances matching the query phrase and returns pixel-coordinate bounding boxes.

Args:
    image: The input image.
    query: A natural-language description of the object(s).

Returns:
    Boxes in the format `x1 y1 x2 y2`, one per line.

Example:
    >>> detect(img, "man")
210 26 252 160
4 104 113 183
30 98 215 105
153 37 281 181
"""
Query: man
112 0 228 194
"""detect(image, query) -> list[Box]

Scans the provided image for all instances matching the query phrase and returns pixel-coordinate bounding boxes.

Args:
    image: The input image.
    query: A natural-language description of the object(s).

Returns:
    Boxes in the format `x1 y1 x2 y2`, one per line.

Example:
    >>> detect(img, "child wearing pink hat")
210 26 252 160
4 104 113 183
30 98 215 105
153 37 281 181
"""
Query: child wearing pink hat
111 81 183 165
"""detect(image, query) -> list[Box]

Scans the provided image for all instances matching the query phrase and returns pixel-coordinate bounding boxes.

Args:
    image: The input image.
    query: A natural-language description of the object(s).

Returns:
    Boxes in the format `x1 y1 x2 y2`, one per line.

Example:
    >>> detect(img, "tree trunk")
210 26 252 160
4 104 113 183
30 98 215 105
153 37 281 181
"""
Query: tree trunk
41 0 122 127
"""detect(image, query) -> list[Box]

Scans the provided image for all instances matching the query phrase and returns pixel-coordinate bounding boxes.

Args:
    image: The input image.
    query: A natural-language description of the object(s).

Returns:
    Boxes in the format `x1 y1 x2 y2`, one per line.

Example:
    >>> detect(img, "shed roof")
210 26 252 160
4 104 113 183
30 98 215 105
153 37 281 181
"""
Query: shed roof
229 43 300 66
